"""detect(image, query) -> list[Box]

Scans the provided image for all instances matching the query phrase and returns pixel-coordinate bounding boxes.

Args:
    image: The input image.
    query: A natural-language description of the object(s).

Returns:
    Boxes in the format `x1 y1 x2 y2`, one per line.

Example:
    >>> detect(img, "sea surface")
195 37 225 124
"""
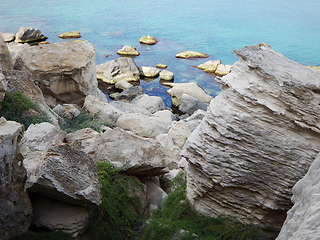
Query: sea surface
1 0 319 106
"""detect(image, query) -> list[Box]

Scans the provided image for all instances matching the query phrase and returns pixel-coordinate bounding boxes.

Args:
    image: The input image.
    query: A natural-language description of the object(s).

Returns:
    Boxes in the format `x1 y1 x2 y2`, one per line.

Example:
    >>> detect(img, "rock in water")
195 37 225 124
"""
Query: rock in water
0 118 32 239
181 43 320 229
276 153 320 239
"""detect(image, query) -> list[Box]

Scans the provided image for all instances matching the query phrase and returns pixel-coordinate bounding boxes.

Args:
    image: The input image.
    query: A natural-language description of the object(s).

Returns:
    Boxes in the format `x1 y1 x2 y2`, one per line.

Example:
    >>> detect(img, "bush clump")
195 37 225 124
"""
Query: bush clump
0 91 48 129
11 230 73 240
86 160 143 240
141 173 269 240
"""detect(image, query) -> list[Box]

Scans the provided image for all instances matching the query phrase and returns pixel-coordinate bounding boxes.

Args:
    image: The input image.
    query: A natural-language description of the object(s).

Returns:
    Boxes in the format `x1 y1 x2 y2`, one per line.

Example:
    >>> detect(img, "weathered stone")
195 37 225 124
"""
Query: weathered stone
215 64 232 76
168 120 191 149
114 86 145 102
160 70 174 81
15 27 47 43
197 60 221 73
53 103 81 120
184 109 207 132
0 73 7 102
165 82 213 106
13 40 105 106
58 31 81 38
156 134 181 170
153 110 177 125
117 45 140 56
144 179 168 211
66 127 168 177
20 122 101 206
30 194 90 237
178 93 208 115
162 169 181 193
156 64 167 69
139 66 160 78
96 57 140 84
0 35 13 76
109 100 151 116
276 153 320 240
131 94 165 113
139 36 157 45
0 118 32 240
175 51 209 59
115 79 133 90
310 66 320 72
0 32 15 42
182 44 320 229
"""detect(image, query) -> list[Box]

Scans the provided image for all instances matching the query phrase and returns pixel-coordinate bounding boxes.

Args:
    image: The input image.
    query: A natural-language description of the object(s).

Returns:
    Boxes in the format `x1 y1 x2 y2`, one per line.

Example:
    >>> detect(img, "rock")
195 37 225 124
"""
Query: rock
115 79 133 90
116 112 169 138
109 100 151 116
310 66 320 72
160 70 174 81
20 122 102 206
83 95 122 125
53 103 81 120
66 127 168 177
156 64 167 69
184 109 207 132
13 40 106 106
197 60 221 73
139 66 160 78
162 169 181 193
178 93 208 115
0 73 7 102
168 120 191 149
30 193 90 237
0 118 32 240
117 45 140 56
139 35 157 45
215 64 232 76
127 176 147 216
15 27 47 43
58 31 81 38
96 57 140 84
156 134 181 170
0 32 15 42
144 180 168 211
276 153 320 239
153 110 177 125
181 44 320 229
0 35 13 76
114 86 145 102
131 94 165 113
175 51 209 59
165 82 213 106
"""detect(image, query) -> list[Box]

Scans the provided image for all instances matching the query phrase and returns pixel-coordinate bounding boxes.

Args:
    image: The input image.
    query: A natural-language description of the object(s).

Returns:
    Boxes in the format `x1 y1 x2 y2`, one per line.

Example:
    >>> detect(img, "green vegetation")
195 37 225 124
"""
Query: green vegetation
86 160 143 240
59 109 113 133
0 91 48 129
11 230 73 240
141 173 268 240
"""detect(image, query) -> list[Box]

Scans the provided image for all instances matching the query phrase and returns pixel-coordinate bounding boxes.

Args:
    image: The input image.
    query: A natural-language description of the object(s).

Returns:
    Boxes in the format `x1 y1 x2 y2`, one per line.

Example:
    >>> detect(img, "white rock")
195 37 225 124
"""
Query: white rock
139 66 160 78
168 120 192 148
160 70 174 81
131 94 165 113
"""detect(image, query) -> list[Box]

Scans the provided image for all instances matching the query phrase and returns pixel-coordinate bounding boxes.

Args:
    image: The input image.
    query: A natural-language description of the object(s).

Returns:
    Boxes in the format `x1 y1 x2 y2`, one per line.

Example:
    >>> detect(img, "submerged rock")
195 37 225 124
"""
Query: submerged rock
156 64 167 69
182 44 320 229
117 45 140 56
175 51 209 59
160 70 174 81
15 27 47 43
139 35 157 45
197 60 221 73
58 31 81 38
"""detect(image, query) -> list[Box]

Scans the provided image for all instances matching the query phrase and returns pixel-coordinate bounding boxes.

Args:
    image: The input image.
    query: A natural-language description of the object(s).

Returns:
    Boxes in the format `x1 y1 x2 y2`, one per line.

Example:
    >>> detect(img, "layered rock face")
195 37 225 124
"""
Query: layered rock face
182 44 320 229
13 41 104 106
0 118 32 239
277 153 320 239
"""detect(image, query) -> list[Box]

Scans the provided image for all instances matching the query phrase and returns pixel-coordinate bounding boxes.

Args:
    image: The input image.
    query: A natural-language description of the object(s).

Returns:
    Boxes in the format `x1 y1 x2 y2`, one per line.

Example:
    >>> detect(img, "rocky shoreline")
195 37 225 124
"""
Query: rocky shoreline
1 27 320 240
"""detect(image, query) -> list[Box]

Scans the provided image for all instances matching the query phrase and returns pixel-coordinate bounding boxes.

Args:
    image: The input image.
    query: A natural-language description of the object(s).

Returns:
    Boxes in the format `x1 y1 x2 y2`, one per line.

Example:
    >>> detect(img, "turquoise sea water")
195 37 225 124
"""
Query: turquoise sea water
1 0 320 106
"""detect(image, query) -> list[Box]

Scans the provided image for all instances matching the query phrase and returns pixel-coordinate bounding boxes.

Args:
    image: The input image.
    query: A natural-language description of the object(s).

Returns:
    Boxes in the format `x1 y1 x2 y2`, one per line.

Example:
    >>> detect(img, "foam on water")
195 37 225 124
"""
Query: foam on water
1 0 319 106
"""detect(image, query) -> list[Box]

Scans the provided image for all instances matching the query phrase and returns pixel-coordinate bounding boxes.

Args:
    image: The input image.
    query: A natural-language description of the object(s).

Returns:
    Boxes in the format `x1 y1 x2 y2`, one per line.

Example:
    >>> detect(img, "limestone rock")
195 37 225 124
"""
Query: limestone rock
66 127 168 177
175 51 209 59
197 60 221 73
131 94 165 113
0 72 7 102
0 35 13 76
178 93 208 115
20 122 102 206
156 134 181 170
160 70 174 81
58 31 81 38
96 57 140 84
276 153 320 240
139 66 160 78
13 40 105 106
15 27 47 43
165 82 213 106
53 103 81 120
115 79 133 90
215 64 231 76
156 64 167 69
30 194 90 237
0 32 15 42
139 36 157 45
181 44 320 229
168 120 191 148
144 180 168 211
109 100 151 116
0 118 32 240
184 109 207 132
117 45 140 56
114 86 145 102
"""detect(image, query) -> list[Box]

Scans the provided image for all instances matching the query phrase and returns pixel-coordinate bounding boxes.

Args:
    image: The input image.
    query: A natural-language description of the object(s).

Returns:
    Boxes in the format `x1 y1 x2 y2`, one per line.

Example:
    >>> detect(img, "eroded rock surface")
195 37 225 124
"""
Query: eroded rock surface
182 44 320 229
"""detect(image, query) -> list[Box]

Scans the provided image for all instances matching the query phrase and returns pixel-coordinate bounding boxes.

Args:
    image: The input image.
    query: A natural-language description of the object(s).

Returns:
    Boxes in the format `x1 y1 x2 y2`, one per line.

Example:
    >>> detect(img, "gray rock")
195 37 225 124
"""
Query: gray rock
182 44 320 229
96 57 140 84
114 86 145 102
0 34 13 76
139 66 160 78
168 120 192 149
178 93 208 115
15 27 47 43
109 100 151 116
0 32 15 42
131 94 165 113
276 153 320 240
53 104 81 120
160 70 174 81
115 79 133 90
144 180 168 211
0 118 32 240
156 134 181 170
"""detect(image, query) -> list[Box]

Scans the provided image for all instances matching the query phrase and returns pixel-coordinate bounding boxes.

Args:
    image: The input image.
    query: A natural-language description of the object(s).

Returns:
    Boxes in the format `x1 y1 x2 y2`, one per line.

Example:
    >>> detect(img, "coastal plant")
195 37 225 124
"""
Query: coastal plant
141 172 269 240
11 230 73 240
86 160 143 240
0 91 49 129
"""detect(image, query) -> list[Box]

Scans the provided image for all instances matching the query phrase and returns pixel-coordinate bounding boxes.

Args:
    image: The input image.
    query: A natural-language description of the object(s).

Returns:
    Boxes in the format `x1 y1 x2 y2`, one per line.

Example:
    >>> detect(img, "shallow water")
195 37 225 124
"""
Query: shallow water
1 0 319 106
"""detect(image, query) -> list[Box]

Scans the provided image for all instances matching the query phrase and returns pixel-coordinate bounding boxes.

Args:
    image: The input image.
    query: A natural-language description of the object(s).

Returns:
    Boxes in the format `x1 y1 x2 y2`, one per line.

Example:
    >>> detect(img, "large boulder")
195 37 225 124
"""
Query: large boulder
276 153 320 240
15 27 47 43
13 40 105 106
96 57 140 84
131 94 165 113
0 118 32 240
181 44 320 229
66 127 168 177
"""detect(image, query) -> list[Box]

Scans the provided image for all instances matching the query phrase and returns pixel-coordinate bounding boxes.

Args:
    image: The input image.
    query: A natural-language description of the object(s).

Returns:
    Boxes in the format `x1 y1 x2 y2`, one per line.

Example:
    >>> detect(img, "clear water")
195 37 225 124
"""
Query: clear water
1 0 320 106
